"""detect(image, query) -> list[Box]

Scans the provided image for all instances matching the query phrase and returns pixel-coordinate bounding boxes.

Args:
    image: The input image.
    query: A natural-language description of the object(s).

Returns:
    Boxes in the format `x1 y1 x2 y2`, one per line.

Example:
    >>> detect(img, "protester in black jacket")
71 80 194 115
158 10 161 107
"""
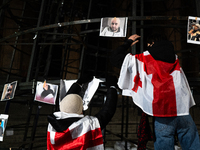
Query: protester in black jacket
47 75 118 150
110 33 175 68
110 33 200 150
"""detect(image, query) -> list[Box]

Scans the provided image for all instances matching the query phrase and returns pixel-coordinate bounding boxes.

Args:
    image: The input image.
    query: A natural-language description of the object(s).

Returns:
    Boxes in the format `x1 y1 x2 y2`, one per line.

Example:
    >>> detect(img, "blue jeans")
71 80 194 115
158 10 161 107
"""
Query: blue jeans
154 115 200 150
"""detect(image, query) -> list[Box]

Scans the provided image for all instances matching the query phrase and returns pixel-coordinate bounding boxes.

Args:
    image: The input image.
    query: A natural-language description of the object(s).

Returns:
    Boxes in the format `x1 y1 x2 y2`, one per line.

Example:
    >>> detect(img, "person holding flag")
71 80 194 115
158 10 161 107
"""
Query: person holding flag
47 75 118 150
111 33 200 150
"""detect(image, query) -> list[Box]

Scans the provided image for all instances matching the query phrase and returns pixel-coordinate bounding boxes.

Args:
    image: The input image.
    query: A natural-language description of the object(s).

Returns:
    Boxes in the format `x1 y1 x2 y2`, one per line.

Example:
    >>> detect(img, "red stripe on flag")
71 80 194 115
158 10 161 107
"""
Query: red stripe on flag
132 71 142 92
135 54 180 116
47 131 54 150
47 127 103 150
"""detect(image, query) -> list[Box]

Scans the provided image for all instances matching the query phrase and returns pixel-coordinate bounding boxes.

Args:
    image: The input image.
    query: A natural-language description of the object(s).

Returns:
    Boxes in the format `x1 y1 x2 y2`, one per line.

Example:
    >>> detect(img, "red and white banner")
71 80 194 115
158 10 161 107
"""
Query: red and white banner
118 52 195 117
47 115 104 150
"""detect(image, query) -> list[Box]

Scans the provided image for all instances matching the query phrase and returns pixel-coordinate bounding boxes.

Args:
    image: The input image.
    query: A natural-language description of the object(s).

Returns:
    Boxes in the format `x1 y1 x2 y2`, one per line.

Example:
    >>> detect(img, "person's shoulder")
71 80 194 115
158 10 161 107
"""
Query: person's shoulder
101 26 109 34
102 26 109 31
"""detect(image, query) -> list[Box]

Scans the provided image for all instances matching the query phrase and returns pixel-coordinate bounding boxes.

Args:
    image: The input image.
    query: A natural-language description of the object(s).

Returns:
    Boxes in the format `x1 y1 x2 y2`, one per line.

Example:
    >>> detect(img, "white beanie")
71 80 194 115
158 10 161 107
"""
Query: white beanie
59 94 83 115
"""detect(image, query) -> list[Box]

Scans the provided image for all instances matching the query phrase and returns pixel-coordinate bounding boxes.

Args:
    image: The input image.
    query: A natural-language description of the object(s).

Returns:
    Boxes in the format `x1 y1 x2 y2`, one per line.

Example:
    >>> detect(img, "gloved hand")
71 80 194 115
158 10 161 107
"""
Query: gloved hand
76 73 93 85
105 75 118 88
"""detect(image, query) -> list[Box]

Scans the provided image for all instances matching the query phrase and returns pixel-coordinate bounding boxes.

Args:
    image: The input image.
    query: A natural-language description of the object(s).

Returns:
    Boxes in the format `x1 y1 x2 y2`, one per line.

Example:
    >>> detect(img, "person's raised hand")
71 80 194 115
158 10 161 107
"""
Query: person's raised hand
105 75 118 89
128 34 141 46
76 73 93 85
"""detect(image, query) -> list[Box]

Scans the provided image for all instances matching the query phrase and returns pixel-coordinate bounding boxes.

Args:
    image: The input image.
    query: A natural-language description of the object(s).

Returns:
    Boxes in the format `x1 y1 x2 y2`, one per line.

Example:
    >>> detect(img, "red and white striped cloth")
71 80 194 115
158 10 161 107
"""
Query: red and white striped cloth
47 115 104 150
118 52 195 117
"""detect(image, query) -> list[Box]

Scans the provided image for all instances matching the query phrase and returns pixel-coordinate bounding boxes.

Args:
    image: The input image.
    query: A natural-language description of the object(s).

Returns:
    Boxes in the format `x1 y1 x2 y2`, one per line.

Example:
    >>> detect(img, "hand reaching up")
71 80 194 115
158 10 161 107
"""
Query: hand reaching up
128 34 141 46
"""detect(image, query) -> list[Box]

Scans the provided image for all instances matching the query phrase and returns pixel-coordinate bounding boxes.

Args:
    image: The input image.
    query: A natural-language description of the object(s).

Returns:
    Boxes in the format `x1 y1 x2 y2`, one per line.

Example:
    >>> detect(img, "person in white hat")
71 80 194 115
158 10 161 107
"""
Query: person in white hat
47 74 118 150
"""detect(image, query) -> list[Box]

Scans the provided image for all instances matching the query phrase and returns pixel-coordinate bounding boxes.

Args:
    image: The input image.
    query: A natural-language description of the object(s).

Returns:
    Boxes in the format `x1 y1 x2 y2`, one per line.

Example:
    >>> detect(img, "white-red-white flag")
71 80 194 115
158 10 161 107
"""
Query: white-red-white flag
47 116 104 150
118 52 195 117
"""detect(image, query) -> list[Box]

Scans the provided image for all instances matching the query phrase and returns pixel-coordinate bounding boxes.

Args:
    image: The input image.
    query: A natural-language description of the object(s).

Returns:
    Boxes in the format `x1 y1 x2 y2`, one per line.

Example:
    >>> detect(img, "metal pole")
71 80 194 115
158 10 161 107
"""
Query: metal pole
6 0 26 82
28 105 42 150
26 0 45 82
0 16 189 43
22 98 33 148
125 97 129 150
131 0 137 54
121 96 125 140
61 0 75 78
0 0 6 28
44 0 64 78
78 0 92 77
140 0 144 53
4 0 26 114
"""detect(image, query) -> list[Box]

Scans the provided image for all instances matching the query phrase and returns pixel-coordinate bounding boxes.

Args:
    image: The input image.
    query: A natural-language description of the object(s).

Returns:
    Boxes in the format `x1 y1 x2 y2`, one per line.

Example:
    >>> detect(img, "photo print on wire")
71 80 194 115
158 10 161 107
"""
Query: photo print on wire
187 16 200 45
99 17 128 37
60 77 103 111
0 114 9 141
1 81 17 101
34 81 58 105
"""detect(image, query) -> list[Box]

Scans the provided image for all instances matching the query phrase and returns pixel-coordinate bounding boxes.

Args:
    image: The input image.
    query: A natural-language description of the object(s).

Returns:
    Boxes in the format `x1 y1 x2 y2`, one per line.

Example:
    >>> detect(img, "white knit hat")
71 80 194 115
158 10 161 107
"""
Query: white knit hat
59 94 83 114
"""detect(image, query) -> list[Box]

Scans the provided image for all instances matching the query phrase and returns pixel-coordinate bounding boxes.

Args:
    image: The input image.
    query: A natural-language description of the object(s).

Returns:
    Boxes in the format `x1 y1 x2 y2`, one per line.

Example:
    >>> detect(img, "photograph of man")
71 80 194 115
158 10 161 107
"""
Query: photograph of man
1 81 17 101
34 81 58 105
187 16 200 44
100 17 128 37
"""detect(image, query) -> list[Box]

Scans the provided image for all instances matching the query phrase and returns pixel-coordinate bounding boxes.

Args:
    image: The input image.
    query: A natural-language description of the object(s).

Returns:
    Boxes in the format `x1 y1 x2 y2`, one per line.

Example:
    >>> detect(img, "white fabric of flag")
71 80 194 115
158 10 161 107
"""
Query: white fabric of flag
47 113 104 150
118 52 195 117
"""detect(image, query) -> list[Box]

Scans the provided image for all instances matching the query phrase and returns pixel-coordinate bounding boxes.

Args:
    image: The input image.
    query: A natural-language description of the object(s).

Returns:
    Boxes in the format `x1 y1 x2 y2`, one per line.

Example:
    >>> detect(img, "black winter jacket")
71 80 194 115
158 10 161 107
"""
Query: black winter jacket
47 83 118 132
110 39 176 69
